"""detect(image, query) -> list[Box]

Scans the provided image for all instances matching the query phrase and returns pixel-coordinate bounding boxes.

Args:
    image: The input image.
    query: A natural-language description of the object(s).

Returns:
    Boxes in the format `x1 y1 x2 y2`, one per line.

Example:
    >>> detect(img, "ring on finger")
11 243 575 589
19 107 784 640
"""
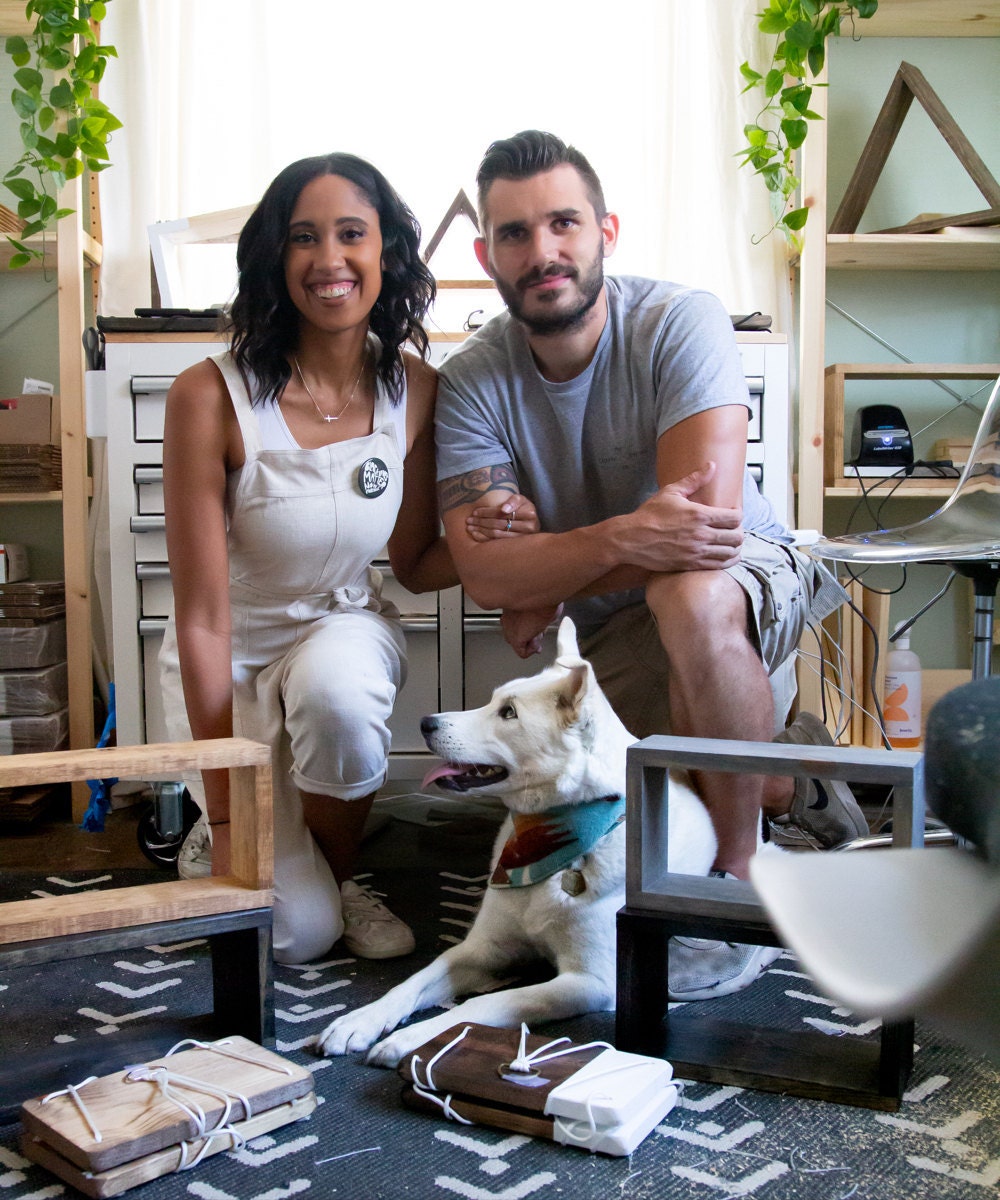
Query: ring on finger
505 516 513 532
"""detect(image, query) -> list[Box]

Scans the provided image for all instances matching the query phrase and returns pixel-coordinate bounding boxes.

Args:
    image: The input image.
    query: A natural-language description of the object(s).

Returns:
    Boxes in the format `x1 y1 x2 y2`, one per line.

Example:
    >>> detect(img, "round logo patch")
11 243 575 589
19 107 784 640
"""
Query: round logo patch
358 457 390 498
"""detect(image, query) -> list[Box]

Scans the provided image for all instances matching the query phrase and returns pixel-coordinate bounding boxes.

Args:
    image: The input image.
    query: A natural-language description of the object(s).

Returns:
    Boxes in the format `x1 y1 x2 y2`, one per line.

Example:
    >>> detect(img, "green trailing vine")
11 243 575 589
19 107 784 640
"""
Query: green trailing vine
3 0 121 267
738 0 877 248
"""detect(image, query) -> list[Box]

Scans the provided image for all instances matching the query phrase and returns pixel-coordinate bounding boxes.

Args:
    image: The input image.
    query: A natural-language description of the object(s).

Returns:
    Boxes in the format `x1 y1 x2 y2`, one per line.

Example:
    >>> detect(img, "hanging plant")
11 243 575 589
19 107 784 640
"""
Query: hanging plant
3 0 121 267
738 0 878 247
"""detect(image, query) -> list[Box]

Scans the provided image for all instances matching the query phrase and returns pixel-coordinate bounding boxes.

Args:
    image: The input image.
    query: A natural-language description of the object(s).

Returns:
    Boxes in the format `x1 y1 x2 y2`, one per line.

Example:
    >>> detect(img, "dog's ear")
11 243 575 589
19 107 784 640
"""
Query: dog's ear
556 662 589 723
555 616 580 660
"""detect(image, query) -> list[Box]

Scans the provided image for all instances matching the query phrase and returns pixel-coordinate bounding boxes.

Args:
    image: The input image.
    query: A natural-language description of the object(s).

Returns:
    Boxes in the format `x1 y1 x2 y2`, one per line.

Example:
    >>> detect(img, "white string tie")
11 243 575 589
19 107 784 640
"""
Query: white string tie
165 1037 295 1076
124 1065 253 1136
41 1076 102 1142
508 1022 612 1073
175 1124 247 1171
408 1026 474 1126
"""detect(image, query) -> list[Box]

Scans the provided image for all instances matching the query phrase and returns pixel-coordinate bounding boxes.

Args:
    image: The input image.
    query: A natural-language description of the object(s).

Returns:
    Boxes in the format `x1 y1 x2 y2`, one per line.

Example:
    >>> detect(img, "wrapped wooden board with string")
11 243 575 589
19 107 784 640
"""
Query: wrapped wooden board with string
397 1022 678 1156
18 1036 316 1198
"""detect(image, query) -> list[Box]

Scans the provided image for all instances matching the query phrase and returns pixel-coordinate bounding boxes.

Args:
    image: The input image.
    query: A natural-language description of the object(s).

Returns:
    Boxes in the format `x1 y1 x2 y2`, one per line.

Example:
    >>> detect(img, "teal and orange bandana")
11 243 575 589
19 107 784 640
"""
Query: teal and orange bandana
489 795 626 888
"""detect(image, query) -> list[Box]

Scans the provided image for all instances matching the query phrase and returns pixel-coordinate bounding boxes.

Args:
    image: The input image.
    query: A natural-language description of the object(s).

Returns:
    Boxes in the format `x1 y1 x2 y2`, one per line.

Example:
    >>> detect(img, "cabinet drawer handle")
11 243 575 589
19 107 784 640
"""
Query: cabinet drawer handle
136 563 171 579
131 515 165 532
130 376 175 395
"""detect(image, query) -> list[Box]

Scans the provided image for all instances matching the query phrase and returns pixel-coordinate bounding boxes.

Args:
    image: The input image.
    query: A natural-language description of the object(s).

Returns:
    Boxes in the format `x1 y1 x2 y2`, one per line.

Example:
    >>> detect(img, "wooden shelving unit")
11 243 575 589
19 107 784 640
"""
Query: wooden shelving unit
826 232 1000 270
1 4 101 803
796 1 1000 531
823 362 1000 494
793 0 999 722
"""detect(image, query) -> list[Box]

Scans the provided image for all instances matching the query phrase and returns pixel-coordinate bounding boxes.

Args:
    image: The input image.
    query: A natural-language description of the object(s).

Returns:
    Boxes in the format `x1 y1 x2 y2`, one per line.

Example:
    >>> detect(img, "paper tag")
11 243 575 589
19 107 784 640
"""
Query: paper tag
23 377 55 395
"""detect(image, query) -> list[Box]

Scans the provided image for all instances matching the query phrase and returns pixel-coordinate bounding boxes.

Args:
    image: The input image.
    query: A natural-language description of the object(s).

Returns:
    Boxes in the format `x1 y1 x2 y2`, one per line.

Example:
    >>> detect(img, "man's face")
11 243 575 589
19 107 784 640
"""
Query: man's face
476 164 617 337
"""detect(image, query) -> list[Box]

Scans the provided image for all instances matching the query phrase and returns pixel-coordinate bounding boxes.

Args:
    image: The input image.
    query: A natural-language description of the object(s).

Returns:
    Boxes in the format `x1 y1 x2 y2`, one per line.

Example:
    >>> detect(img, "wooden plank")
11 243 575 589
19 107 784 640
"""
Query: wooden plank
20 1093 315 1199
0 737 270 787
660 1015 909 1111
827 232 1000 269
861 0 1000 37
0 909 270 968
0 878 273 944
862 584 891 747
56 180 95 814
827 363 1000 380
402 1085 554 1140
794 66 829 535
875 207 1000 234
21 1037 311 1173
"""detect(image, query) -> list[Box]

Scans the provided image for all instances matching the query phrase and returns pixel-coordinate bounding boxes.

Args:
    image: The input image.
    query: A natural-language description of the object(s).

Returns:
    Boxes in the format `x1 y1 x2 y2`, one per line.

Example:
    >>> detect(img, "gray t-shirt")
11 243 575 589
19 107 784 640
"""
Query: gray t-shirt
436 275 789 632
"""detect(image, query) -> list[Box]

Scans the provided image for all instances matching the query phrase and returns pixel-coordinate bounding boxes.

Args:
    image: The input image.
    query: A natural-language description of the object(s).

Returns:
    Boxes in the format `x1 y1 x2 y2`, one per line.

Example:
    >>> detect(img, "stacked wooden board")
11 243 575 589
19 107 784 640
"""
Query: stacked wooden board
19 1037 315 1197
398 1023 677 1155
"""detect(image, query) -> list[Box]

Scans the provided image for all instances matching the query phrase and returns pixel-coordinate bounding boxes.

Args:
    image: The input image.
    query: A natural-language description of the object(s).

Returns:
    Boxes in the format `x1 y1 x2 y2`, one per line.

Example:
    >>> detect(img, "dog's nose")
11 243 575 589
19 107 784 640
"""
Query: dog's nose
420 716 439 735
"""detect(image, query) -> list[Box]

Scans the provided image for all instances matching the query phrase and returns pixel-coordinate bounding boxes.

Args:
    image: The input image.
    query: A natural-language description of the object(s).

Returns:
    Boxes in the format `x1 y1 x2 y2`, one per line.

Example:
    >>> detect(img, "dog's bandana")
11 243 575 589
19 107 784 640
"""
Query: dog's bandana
489 795 625 889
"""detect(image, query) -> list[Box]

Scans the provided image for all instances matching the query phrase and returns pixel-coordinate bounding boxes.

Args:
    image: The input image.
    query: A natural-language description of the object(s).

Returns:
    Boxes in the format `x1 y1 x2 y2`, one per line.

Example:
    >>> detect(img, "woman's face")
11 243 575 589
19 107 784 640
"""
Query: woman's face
283 173 384 336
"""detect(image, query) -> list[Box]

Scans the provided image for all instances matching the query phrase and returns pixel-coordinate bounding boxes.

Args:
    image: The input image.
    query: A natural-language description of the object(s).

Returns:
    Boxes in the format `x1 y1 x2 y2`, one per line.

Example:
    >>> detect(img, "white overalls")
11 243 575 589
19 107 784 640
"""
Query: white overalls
160 351 407 964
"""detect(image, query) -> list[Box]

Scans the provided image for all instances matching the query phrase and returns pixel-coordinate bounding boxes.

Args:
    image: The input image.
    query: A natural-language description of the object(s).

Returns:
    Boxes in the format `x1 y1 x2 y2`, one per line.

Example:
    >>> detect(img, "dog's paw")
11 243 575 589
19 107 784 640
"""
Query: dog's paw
314 1007 393 1058
365 1027 425 1069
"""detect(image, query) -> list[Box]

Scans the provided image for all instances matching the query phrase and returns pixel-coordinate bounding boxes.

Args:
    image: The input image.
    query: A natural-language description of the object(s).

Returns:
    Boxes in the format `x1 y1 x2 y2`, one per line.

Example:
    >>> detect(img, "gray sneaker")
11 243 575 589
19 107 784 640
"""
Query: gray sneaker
773 712 869 848
177 818 212 879
669 936 782 1001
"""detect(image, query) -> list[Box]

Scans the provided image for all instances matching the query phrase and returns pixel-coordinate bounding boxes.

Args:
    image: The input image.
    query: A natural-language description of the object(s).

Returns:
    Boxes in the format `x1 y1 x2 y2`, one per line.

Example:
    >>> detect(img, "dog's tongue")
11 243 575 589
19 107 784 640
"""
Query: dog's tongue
422 762 466 789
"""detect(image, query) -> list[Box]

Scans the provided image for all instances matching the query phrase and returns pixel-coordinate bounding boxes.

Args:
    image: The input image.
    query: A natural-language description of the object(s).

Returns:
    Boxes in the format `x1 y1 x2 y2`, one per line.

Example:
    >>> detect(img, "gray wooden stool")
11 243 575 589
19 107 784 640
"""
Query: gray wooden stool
616 735 924 1110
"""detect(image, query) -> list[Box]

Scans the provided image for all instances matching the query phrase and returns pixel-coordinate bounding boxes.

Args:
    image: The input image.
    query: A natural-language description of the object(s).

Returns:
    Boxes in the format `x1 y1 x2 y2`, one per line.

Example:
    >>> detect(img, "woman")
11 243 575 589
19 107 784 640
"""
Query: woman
159 153 456 965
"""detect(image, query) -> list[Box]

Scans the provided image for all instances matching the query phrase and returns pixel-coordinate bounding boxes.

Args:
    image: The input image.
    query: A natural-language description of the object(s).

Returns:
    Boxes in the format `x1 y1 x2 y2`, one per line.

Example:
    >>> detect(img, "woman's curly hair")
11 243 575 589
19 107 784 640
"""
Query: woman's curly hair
229 153 435 405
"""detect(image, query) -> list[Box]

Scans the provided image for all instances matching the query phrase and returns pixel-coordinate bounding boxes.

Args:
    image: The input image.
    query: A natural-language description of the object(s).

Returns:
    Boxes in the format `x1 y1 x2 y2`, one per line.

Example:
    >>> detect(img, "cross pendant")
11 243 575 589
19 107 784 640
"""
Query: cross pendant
323 414 336 422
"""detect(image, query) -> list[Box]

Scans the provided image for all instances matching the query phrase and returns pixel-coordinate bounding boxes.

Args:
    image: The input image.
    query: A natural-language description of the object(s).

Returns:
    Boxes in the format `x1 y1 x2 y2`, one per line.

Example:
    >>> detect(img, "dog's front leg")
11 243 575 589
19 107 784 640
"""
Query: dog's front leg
315 937 515 1059
366 969 614 1068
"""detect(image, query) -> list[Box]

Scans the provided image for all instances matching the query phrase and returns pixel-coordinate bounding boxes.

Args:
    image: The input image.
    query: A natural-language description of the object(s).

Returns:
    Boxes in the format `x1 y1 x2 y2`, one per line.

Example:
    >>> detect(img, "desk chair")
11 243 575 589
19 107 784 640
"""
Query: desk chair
811 373 1000 680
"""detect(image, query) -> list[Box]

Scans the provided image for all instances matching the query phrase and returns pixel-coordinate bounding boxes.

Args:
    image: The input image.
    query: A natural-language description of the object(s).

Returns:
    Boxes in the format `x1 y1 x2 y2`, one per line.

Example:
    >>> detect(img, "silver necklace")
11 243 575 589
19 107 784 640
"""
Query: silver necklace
293 353 366 422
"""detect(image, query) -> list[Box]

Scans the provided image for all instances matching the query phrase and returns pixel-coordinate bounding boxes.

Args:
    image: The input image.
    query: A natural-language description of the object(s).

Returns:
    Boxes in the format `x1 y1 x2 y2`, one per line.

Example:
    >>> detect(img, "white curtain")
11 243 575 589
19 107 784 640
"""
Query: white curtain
99 0 791 331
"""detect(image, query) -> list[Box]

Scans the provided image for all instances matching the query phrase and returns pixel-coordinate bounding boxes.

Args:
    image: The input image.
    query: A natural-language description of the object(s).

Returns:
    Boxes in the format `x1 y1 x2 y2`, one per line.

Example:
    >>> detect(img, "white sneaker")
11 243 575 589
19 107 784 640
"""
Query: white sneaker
668 937 782 1001
177 818 212 880
340 877 415 959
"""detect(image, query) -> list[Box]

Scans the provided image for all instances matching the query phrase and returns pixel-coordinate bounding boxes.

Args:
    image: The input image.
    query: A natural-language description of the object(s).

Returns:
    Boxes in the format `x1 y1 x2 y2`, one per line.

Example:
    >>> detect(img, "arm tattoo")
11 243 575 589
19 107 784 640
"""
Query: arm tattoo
439 464 518 512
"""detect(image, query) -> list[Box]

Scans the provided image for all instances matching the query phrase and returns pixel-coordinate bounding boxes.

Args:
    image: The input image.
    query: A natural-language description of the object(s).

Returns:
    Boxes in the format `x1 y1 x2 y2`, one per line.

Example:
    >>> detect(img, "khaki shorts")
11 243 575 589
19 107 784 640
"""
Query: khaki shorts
578 533 844 739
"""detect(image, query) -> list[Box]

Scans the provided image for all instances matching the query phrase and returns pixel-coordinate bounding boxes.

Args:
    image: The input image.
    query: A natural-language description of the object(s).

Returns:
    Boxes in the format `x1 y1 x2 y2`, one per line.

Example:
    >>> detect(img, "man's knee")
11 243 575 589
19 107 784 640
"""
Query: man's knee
646 570 749 646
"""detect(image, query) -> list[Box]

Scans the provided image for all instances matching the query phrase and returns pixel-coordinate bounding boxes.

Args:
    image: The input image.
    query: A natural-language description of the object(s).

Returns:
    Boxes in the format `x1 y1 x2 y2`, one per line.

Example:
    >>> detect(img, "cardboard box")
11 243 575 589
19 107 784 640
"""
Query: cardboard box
0 543 29 583
0 394 60 445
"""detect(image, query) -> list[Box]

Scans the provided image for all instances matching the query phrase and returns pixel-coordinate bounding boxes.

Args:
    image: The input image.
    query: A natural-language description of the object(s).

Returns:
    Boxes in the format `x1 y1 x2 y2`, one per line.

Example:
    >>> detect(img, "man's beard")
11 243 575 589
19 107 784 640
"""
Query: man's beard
495 248 605 336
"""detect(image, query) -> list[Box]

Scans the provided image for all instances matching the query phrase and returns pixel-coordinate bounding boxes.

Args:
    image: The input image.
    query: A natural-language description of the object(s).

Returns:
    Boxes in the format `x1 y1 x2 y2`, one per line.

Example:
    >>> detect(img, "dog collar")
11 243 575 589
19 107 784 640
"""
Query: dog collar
489 795 625 889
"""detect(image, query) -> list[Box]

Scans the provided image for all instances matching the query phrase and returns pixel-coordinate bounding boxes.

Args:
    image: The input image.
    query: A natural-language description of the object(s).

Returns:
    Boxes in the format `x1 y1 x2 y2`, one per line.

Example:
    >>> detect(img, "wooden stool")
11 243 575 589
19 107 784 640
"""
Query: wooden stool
616 735 924 1110
0 739 273 1118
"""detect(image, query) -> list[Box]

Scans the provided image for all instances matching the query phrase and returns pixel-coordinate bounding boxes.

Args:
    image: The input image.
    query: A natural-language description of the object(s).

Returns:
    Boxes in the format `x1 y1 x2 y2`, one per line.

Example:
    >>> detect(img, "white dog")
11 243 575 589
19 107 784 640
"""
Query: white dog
316 617 717 1066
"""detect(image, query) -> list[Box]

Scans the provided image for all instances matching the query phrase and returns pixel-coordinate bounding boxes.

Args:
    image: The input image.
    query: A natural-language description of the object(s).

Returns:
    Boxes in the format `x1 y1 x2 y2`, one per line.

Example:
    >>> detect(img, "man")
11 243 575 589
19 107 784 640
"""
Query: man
434 130 863 1000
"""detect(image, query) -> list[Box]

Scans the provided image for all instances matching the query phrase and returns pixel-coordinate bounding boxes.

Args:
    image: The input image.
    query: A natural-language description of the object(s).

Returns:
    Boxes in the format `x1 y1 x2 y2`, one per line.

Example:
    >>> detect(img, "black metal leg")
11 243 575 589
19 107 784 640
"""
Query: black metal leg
616 909 670 1057
211 920 275 1046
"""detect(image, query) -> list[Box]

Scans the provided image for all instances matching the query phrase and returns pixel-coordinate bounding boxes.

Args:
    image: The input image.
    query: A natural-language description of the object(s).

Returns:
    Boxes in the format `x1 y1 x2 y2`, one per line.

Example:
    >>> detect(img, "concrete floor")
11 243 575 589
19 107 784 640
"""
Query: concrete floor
0 794 152 872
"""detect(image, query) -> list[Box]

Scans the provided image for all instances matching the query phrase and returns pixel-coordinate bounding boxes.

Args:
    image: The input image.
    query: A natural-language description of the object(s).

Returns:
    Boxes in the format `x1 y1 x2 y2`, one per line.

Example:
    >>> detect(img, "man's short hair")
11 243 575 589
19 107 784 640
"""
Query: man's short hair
476 130 607 225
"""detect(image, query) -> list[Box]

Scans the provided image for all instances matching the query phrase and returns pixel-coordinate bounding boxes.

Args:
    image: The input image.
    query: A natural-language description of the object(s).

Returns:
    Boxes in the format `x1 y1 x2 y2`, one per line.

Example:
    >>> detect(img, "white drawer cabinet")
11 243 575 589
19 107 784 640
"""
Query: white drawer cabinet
105 333 790 775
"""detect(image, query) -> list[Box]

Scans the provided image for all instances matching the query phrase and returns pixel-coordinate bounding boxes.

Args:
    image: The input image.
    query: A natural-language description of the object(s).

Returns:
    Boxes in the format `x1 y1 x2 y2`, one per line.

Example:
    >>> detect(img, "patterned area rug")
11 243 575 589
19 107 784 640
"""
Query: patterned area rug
1 803 997 1200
